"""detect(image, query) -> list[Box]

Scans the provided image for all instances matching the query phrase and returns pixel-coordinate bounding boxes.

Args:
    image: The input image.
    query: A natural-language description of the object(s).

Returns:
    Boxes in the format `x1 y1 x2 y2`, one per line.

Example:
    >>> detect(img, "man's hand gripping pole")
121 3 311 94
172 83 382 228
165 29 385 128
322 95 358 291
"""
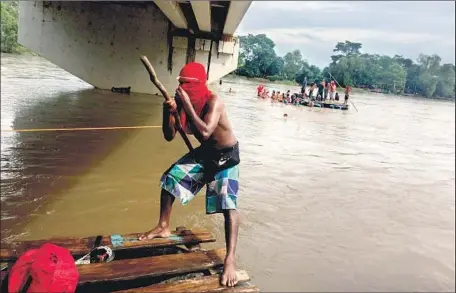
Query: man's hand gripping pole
140 56 193 151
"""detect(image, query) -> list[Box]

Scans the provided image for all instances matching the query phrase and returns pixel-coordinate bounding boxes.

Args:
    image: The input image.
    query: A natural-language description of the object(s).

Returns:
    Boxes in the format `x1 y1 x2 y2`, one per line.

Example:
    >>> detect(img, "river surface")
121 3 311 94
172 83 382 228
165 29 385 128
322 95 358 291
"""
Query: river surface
1 53 455 292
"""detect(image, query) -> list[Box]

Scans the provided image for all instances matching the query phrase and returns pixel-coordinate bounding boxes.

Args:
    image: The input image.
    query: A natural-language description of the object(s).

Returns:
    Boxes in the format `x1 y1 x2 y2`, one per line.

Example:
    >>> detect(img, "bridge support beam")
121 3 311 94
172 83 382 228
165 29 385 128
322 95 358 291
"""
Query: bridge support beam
190 2 211 33
18 1 240 95
223 1 252 36
153 0 187 29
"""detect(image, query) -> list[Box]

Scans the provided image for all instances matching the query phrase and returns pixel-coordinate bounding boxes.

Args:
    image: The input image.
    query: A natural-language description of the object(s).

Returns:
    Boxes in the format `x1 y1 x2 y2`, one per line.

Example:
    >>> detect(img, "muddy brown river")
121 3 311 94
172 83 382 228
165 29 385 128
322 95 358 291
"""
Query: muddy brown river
1 53 455 291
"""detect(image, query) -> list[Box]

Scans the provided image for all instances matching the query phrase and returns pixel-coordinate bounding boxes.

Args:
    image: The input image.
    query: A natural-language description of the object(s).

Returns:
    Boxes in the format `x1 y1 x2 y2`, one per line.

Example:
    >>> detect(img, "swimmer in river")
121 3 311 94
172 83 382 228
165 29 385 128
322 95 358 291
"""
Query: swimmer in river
271 90 277 100
278 92 284 102
138 62 241 287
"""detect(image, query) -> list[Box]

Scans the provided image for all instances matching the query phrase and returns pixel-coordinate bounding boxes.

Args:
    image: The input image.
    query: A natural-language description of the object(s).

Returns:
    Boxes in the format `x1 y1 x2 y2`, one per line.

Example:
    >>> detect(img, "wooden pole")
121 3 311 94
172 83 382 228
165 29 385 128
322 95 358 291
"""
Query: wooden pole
140 56 194 151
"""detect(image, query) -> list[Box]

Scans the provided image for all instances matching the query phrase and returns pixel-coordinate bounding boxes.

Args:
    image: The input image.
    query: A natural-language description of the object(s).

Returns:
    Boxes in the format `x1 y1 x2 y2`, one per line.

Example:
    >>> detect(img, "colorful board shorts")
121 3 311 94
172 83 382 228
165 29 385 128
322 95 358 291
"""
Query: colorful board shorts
160 142 240 214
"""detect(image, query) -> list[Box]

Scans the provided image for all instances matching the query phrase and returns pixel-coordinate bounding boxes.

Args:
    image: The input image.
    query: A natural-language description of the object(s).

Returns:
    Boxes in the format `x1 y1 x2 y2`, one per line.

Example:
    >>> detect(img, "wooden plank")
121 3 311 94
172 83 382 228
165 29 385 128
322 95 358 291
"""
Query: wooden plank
216 286 259 293
116 270 252 292
0 228 215 262
77 248 226 285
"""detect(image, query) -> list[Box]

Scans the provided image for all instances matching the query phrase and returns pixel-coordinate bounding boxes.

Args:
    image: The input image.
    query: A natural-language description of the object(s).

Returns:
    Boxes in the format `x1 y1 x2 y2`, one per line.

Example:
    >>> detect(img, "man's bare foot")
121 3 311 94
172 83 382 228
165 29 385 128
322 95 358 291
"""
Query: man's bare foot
220 257 237 287
138 226 171 241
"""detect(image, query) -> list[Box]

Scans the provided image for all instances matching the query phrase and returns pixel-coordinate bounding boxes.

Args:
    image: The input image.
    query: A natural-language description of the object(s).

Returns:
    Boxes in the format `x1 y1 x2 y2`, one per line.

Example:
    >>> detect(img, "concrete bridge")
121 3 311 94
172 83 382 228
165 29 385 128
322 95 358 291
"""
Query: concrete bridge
18 1 251 95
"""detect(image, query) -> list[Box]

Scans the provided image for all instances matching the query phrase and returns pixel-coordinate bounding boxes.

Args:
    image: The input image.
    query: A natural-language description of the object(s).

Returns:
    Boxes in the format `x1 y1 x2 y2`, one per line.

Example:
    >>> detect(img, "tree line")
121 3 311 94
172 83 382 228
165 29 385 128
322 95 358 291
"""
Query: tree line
236 34 455 100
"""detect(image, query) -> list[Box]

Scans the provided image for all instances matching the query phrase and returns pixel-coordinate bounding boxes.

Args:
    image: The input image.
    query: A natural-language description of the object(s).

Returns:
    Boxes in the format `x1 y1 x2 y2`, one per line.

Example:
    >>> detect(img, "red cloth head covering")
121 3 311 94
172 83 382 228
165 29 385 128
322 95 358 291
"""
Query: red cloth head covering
177 62 212 130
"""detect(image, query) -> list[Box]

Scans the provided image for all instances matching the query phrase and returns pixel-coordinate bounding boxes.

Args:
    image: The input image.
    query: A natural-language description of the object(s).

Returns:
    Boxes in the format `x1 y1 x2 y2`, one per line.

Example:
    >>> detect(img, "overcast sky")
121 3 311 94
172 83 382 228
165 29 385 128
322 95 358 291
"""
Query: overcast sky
236 1 455 68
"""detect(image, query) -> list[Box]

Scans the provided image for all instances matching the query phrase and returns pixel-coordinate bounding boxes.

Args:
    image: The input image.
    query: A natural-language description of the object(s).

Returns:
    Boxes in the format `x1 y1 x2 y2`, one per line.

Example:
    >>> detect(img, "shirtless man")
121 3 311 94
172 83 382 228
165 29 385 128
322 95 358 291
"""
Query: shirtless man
139 62 241 287
330 81 336 100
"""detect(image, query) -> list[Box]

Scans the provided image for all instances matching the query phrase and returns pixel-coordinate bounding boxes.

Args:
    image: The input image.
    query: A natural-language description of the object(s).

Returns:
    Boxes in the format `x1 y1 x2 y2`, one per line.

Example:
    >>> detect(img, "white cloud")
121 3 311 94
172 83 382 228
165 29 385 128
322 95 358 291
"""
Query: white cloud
247 27 449 46
255 1 356 13
236 1 455 67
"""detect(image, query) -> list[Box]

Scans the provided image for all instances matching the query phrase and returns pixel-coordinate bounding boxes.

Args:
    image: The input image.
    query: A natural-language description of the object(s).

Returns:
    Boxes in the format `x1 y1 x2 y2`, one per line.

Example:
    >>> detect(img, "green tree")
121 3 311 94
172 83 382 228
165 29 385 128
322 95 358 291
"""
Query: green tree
382 63 407 93
418 54 442 74
415 54 442 97
266 56 284 77
404 64 420 94
418 70 438 98
434 64 455 98
237 34 320 84
296 63 321 84
236 34 279 78
331 40 362 63
282 50 304 80
1 1 19 53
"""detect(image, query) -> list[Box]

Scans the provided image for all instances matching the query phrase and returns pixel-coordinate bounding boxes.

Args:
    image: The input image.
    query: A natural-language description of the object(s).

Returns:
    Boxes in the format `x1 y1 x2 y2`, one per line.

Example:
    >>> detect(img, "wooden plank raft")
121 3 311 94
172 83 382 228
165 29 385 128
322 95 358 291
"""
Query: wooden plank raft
0 228 259 292
78 248 226 286
0 227 215 262
116 270 258 293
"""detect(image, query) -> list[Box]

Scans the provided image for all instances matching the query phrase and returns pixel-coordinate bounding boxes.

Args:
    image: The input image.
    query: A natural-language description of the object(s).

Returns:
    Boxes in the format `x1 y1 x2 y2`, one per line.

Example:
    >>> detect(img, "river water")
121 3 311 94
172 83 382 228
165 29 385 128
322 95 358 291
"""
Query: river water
1 53 455 291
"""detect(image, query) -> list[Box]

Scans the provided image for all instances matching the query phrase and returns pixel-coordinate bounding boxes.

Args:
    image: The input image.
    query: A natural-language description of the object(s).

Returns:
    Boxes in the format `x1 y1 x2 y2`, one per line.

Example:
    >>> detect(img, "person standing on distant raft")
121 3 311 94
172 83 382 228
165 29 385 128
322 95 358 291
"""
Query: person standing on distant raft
324 80 330 100
329 80 336 100
344 85 351 104
138 62 241 287
317 80 324 101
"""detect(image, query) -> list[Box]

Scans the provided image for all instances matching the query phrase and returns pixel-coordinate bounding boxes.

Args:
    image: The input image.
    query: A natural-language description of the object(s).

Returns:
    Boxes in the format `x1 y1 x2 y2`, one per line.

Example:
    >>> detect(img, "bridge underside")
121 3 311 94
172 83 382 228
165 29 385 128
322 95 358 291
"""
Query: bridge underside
18 1 251 95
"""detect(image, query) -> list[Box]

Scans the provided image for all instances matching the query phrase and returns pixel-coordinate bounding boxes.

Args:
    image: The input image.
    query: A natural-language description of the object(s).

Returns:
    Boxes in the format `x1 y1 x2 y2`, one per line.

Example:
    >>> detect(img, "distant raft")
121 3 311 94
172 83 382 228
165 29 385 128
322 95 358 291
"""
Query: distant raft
302 100 349 110
281 94 350 111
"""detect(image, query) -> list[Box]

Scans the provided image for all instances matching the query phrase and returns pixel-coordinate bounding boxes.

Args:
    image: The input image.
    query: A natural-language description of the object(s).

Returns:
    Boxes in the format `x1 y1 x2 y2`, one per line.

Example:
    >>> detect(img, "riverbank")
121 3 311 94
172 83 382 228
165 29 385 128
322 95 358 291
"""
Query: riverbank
1 47 35 55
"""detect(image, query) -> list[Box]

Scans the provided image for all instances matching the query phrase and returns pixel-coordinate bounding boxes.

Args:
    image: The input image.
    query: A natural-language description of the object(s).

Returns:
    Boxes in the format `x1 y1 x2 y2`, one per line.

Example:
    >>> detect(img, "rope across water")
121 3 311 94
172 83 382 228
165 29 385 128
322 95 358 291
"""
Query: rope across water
1 125 162 133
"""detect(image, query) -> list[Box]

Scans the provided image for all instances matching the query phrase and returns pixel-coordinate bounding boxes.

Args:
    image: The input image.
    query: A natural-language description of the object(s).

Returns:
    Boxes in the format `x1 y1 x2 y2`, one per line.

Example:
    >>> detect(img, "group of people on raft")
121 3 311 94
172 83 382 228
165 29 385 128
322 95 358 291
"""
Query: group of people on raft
256 79 351 106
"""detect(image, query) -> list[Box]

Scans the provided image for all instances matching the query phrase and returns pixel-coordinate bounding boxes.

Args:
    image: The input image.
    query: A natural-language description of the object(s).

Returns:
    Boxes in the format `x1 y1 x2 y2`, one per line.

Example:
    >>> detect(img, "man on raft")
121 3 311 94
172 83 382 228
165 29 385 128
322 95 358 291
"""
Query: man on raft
139 62 241 287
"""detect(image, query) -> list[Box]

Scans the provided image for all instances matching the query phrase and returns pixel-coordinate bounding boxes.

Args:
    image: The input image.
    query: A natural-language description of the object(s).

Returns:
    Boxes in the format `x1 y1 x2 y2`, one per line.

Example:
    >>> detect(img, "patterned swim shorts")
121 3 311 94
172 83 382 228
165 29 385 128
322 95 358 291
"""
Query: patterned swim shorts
160 143 240 214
